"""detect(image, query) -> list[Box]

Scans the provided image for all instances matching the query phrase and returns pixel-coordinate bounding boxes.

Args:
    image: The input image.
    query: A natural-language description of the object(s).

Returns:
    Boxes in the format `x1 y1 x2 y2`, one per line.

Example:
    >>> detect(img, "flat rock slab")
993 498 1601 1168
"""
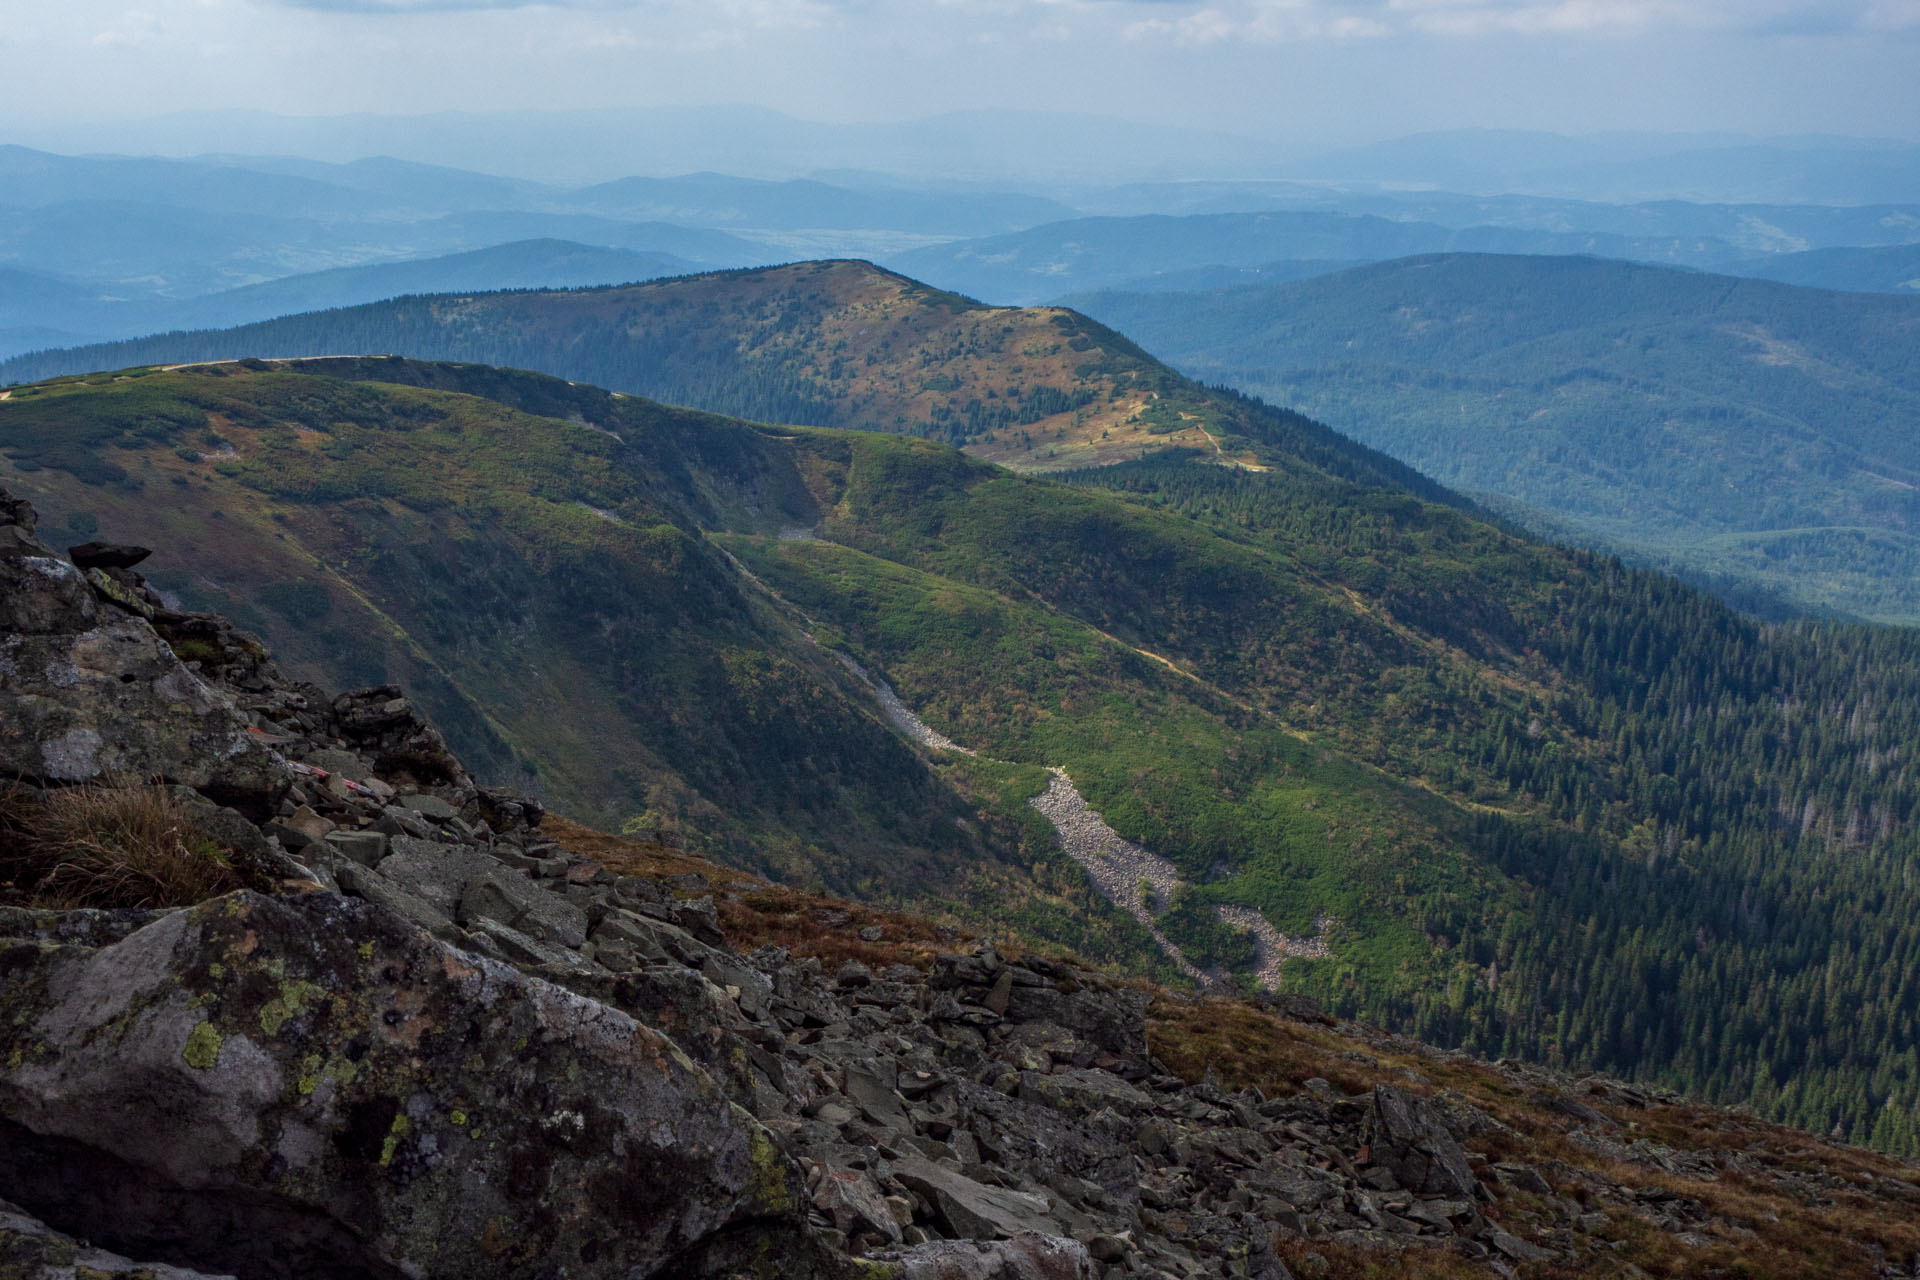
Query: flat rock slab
460 866 588 949
372 837 496 917
893 1155 1060 1241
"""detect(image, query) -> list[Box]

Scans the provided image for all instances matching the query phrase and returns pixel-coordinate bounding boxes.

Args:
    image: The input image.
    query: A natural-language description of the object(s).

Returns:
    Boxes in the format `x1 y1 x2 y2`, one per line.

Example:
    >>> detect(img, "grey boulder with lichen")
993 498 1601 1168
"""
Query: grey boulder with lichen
0 890 822 1280
0 545 284 809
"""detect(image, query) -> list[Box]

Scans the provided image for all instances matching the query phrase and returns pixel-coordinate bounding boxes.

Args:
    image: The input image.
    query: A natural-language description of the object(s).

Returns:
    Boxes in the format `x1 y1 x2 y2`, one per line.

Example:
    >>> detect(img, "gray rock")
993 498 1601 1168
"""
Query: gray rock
872 1234 1096 1280
0 557 284 804
845 1060 911 1131
1002 985 1150 1060
334 859 455 935
592 909 681 965
1361 1086 1478 1200
373 808 438 841
0 891 819 1280
1016 1068 1151 1118
1488 1228 1558 1262
372 837 494 918
810 1164 904 1244
467 917 596 971
397 793 459 821
322 829 390 869
0 1197 236 1279
302 748 374 783
1492 1161 1552 1196
459 867 589 949
893 1154 1062 1240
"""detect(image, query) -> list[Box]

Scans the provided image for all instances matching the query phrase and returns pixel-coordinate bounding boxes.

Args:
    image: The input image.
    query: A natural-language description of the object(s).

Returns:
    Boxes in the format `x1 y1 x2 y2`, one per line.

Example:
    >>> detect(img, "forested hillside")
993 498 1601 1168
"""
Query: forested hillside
1069 253 1920 623
5 355 1920 1157
886 210 1755 303
1731 243 1920 294
0 261 1445 497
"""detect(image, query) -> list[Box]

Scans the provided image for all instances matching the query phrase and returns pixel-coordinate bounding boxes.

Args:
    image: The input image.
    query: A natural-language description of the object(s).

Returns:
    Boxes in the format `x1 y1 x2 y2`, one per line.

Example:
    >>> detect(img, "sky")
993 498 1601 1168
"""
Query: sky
1 0 1917 155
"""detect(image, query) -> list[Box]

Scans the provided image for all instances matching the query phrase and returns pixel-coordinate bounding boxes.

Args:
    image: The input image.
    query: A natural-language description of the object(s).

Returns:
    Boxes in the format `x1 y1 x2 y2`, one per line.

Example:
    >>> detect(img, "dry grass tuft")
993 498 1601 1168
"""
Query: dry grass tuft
0 783 256 909
1147 996 1378 1098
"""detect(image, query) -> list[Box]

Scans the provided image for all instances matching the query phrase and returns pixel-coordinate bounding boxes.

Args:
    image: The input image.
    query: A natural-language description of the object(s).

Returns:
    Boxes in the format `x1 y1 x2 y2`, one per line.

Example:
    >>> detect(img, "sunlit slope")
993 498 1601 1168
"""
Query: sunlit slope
0 261 1447 497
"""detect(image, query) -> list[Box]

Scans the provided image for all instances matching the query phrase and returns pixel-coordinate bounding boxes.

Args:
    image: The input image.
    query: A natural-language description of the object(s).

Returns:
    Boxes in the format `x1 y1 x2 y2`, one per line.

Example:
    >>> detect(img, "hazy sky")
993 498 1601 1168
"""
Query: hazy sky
2 0 1917 147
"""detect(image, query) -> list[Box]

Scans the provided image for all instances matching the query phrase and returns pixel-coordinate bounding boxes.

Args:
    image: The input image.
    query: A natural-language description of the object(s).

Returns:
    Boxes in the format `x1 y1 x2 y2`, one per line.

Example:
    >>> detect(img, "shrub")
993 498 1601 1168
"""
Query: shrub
0 784 259 909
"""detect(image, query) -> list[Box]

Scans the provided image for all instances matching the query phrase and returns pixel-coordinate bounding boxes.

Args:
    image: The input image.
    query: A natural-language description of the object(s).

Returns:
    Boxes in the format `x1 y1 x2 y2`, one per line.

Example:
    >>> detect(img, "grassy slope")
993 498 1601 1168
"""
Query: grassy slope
0 261 1448 502
1067 252 1920 623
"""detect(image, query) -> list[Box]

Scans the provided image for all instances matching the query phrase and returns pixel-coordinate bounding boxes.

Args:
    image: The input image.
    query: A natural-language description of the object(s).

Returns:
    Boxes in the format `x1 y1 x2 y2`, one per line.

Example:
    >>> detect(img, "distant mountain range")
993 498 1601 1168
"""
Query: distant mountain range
0 240 707 359
1067 253 1920 622
885 210 1757 304
3 139 1917 344
1731 243 1920 294
0 261 1439 497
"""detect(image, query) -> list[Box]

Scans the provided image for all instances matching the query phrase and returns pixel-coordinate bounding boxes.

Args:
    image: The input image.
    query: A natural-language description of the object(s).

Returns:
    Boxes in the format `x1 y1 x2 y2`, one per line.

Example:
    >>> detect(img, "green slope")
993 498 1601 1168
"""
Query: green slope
0 260 1450 503
7 355 1920 1159
1067 252 1920 623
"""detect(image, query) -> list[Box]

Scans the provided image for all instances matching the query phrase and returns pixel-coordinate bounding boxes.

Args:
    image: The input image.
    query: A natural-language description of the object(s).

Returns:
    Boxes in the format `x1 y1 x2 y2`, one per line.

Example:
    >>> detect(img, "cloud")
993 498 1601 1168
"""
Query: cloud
1110 0 1917 42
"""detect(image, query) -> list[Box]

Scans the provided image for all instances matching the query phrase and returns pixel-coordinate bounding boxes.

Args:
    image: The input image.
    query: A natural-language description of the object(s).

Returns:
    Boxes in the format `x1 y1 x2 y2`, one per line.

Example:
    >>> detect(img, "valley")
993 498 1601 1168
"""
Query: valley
1070 253 1920 623
7 348 1920 1164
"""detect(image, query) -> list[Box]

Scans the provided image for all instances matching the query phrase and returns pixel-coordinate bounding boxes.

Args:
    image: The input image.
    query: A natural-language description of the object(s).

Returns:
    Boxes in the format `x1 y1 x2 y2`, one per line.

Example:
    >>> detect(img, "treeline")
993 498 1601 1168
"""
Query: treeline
1078 457 1920 1155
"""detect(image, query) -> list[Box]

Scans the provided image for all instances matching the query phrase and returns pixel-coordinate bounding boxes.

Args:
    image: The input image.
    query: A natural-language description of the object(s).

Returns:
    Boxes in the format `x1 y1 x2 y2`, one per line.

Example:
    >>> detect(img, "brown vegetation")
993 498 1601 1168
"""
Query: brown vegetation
0 783 259 909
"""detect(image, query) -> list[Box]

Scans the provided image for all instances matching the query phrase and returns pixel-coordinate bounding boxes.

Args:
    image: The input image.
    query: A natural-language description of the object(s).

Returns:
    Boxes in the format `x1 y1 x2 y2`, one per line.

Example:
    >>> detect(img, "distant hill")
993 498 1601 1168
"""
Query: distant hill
887 211 1750 304
1290 128 1920 205
0 240 720 360
0 259 1444 496
1068 253 1920 622
1731 243 1920 294
569 171 1076 236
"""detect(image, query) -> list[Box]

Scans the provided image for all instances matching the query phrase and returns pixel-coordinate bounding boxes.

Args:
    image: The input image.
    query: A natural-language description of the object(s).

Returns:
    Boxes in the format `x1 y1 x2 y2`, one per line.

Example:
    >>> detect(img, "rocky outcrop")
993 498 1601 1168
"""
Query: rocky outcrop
0 891 812 1280
0 497 284 812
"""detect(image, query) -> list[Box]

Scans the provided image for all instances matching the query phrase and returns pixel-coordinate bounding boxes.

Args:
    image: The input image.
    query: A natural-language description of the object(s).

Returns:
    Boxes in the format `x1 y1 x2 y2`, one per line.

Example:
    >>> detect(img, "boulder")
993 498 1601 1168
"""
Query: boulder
371 837 495 918
330 687 469 789
0 891 816 1279
0 558 285 809
892 1154 1060 1240
1002 984 1150 1060
809 1164 904 1244
1360 1085 1478 1200
459 866 590 949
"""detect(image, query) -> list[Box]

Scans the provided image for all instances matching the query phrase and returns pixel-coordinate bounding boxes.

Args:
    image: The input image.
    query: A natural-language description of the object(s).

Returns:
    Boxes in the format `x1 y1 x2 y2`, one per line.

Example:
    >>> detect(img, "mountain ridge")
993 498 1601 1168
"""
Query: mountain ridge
0 260 1451 503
